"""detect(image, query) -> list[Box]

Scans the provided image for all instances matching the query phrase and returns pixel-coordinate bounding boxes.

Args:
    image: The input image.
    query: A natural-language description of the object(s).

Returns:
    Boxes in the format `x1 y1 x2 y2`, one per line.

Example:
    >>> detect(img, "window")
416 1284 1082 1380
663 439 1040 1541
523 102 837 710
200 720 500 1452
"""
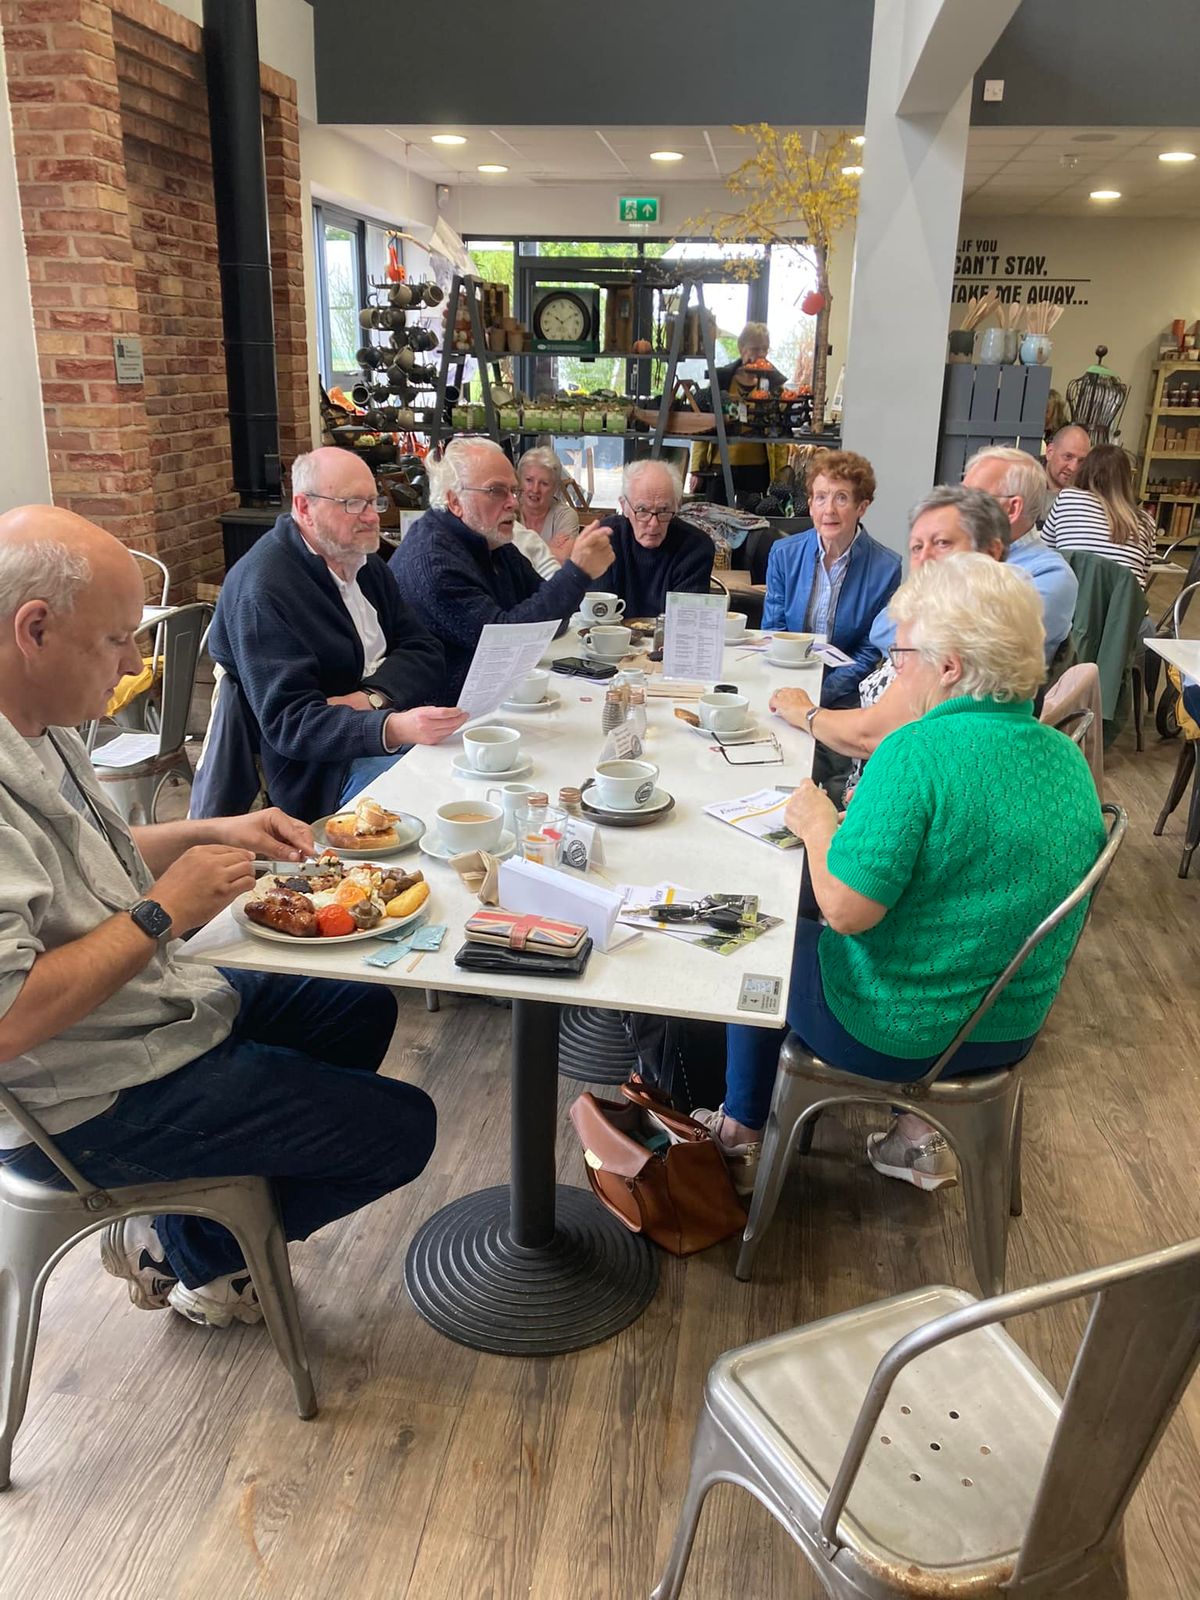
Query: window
314 208 415 393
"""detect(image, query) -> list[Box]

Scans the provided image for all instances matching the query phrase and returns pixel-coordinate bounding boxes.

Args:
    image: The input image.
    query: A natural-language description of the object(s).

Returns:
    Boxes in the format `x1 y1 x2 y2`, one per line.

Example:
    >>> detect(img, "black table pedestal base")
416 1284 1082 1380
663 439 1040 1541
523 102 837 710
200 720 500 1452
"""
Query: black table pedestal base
405 1183 659 1356
557 1005 640 1085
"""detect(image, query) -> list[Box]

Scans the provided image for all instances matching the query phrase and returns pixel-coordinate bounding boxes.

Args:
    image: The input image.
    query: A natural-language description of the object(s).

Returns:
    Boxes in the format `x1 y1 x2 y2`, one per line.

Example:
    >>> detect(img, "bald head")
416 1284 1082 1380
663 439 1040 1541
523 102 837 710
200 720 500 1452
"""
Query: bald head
0 505 144 735
1045 425 1090 493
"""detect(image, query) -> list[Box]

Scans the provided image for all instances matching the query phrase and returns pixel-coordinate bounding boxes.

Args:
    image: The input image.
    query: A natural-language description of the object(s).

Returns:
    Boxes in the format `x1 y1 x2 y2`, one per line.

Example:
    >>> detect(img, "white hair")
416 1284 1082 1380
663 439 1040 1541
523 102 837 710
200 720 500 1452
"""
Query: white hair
428 438 510 509
964 446 1051 526
738 321 770 351
0 536 92 621
888 552 1046 703
289 451 326 498
517 446 565 489
622 458 681 508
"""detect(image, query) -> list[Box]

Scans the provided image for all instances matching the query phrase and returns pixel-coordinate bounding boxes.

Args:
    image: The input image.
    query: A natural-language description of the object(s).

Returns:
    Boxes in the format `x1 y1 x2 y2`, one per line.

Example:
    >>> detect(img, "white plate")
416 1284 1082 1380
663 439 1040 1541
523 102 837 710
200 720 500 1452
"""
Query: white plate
312 810 424 857
233 891 427 944
500 691 562 714
689 722 761 745
449 752 534 780
587 784 673 816
419 827 517 862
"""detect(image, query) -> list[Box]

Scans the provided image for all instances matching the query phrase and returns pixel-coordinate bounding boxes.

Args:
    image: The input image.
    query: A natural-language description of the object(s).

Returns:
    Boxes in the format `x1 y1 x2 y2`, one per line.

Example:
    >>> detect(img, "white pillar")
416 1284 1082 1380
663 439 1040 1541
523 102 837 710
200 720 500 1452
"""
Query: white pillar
842 0 1019 555
0 32 51 509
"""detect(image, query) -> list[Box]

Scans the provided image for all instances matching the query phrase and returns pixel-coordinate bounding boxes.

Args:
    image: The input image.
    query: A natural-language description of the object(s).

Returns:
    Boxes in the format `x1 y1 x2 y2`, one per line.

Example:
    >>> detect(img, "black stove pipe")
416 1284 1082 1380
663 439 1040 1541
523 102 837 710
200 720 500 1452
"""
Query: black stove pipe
202 0 281 501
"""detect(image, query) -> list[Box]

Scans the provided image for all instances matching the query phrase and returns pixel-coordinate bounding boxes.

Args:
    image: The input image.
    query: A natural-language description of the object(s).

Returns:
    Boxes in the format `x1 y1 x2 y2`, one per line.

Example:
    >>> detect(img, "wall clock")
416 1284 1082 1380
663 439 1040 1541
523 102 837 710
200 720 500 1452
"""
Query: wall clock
532 288 601 355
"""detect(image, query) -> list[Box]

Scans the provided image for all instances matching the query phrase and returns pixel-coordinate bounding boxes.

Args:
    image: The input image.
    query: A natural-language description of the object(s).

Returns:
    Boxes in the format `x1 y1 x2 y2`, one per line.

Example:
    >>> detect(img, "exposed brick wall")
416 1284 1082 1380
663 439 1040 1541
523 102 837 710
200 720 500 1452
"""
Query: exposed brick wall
2 0 311 595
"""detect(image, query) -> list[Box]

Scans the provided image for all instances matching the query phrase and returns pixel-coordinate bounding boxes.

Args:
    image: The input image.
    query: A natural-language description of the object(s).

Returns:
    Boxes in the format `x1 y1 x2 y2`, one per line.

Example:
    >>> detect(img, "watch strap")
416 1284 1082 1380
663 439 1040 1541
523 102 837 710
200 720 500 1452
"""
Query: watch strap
129 898 172 940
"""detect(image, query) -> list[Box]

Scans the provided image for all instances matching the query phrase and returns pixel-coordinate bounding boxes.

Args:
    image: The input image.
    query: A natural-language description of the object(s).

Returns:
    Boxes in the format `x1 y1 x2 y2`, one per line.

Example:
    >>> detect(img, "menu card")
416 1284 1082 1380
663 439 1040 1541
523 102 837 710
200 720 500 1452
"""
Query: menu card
663 592 727 684
456 618 560 719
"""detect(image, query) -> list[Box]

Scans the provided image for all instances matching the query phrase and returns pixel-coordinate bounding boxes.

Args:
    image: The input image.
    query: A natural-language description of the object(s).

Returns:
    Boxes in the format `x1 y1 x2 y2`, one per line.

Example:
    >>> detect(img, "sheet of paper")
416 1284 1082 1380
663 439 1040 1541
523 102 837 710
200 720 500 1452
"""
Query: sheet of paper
456 619 561 719
663 592 728 685
703 788 803 850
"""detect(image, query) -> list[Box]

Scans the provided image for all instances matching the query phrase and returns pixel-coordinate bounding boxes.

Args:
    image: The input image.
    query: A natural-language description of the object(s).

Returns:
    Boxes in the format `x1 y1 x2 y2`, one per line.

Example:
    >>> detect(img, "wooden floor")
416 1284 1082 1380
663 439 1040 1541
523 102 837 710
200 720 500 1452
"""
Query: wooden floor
6 658 1200 1597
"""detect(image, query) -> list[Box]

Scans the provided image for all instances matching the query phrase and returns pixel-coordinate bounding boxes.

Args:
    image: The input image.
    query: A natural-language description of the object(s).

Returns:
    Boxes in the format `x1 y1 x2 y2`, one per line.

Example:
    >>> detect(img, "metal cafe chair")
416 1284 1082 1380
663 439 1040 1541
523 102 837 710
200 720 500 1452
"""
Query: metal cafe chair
651 1235 1200 1600
0 1076 316 1491
1153 582 1200 876
736 805 1127 1297
90 601 213 825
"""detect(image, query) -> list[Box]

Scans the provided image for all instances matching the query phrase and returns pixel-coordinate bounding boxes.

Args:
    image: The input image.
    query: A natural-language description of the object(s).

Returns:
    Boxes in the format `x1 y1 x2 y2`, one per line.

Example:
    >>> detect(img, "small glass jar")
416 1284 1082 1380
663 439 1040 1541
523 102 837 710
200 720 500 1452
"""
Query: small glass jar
654 613 667 653
557 785 582 817
519 792 566 868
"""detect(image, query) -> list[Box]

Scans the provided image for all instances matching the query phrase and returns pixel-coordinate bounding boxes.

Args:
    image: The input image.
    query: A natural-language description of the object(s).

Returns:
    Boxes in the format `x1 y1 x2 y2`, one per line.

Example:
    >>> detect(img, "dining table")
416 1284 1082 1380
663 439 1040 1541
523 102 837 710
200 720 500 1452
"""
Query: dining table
1145 635 1200 679
182 629 820 1356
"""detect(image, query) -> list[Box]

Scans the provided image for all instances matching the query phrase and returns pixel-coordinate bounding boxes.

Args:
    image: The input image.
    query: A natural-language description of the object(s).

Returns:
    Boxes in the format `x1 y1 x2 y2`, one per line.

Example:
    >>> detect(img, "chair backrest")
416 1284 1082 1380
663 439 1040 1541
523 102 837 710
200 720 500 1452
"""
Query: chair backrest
0 1075 109 1203
152 601 213 757
818 1236 1200 1589
1055 706 1094 746
919 803 1126 1086
1173 579 1200 639
132 549 170 608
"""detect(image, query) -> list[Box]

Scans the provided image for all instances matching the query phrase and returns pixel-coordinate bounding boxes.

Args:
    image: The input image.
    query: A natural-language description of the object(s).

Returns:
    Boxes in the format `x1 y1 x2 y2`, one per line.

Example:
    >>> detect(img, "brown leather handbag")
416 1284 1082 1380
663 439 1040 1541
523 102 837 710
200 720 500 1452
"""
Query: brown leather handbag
568 1076 746 1256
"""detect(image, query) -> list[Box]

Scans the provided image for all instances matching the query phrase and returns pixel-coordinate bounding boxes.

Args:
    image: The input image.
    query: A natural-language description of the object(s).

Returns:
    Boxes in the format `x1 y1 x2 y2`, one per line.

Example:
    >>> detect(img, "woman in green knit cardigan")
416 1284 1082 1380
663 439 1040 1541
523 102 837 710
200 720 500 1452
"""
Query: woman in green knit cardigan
704 554 1106 1195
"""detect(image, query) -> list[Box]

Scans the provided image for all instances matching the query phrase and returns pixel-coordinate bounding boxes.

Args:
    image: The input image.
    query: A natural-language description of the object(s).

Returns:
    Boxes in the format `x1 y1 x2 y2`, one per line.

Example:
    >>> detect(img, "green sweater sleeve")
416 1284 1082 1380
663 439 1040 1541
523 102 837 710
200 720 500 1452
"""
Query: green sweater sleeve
826 726 933 909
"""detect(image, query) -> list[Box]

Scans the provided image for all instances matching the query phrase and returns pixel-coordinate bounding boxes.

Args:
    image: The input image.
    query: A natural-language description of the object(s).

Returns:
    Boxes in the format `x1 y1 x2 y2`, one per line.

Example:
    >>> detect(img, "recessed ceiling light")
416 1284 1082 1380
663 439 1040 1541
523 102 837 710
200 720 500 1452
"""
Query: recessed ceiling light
431 134 466 146
1089 189 1121 201
477 163 508 174
841 164 863 176
1160 150 1196 163
851 135 866 148
650 150 684 162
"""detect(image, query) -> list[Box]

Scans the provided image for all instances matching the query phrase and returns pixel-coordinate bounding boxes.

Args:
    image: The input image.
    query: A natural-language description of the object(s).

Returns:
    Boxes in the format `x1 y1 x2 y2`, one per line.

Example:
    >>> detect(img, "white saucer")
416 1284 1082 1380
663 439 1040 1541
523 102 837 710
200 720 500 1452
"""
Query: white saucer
450 752 534 780
691 722 760 745
765 651 815 670
593 785 673 816
500 691 562 714
419 827 517 862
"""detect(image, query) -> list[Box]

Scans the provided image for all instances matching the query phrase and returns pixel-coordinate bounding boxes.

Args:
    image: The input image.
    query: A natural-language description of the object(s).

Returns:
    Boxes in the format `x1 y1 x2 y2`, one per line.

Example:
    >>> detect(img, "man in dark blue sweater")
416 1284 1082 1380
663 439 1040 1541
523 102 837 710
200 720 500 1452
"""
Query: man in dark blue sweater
597 459 714 617
199 448 465 822
390 439 617 697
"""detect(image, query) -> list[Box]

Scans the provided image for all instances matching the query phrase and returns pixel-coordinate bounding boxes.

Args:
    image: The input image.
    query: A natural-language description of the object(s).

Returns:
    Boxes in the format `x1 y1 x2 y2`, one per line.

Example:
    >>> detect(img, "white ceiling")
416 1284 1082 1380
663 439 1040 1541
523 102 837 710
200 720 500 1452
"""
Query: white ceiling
328 123 1200 218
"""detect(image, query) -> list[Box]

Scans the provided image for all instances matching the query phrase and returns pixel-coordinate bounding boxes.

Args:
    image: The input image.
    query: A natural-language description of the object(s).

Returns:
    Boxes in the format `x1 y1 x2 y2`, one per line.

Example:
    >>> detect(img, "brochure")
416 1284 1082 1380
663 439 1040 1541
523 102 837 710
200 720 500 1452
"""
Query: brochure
703 788 802 850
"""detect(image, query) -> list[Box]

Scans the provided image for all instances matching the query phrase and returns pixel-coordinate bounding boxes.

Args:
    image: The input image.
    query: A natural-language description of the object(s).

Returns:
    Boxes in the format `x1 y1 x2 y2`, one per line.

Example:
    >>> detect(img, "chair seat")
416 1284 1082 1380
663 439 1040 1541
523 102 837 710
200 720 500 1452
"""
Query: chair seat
711 1285 1063 1586
782 1048 1017 1102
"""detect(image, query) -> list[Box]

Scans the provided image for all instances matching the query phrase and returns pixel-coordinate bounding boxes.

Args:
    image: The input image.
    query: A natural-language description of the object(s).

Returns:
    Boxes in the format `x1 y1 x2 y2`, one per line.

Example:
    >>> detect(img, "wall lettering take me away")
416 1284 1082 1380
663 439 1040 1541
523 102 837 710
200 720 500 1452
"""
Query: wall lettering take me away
953 237 1091 307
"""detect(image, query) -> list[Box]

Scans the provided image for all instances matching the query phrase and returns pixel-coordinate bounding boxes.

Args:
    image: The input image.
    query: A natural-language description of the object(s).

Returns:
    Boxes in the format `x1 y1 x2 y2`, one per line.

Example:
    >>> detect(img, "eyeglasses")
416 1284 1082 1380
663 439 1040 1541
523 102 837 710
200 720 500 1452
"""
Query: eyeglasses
713 732 784 766
460 483 519 502
626 503 674 522
887 646 921 670
304 493 389 516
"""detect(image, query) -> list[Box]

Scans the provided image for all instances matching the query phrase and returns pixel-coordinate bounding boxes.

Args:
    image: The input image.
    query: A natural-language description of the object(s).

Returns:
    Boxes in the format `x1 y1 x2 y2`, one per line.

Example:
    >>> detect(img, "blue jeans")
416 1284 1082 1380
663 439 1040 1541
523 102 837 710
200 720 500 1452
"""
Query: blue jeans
0 971 436 1288
339 753 405 806
724 920 1034 1128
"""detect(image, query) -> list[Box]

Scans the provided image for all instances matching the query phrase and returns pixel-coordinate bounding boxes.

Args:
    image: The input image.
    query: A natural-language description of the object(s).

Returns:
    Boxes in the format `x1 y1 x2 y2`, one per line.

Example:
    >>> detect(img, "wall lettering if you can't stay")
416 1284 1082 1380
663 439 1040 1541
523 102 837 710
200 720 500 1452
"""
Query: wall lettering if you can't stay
953 237 1090 307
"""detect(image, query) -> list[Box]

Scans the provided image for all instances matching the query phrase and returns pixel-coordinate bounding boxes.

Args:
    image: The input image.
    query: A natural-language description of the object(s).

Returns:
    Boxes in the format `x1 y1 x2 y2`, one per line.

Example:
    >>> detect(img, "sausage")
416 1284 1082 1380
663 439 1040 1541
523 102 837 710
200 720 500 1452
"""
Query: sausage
244 889 319 938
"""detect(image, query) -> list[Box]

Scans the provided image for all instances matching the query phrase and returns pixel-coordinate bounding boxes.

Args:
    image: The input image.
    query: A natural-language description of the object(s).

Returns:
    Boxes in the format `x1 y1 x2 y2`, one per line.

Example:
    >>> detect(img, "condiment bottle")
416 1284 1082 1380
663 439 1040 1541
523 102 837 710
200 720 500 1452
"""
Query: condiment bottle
519 792 564 868
558 786 582 817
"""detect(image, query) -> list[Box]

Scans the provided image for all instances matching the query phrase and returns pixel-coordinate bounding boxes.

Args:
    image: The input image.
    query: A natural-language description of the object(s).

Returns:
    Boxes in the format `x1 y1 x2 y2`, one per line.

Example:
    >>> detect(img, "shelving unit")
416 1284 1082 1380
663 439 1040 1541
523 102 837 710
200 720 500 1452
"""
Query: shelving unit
1138 358 1200 543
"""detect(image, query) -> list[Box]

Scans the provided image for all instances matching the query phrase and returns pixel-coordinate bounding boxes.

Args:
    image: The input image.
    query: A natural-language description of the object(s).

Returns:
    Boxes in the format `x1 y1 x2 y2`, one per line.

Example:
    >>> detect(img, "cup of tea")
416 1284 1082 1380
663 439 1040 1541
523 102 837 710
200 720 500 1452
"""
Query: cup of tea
462 725 522 772
593 758 659 811
724 612 748 642
437 800 504 852
770 631 816 664
508 669 550 705
698 691 750 732
580 592 625 623
581 624 632 660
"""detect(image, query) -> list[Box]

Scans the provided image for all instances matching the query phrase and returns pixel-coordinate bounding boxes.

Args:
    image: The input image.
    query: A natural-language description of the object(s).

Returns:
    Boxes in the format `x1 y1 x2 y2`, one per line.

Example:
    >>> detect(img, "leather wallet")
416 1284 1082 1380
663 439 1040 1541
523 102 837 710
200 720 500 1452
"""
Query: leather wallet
454 938 593 977
464 908 589 958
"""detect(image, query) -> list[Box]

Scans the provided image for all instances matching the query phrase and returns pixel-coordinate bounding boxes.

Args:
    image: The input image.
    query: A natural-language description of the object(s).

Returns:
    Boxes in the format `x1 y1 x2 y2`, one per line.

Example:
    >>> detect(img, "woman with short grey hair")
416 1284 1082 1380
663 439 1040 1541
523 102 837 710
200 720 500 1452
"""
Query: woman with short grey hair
516 446 579 544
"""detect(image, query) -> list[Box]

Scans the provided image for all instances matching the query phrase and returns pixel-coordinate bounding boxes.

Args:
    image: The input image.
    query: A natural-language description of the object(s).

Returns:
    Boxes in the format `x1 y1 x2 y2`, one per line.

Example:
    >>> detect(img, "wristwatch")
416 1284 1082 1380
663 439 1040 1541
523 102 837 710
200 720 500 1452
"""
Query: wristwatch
129 898 172 941
804 705 821 734
365 690 391 711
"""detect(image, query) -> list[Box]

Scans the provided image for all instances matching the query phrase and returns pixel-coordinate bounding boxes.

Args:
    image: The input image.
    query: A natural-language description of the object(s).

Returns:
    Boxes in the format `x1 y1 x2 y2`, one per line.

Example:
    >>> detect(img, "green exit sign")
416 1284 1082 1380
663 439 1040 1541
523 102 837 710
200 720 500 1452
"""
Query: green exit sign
619 196 660 224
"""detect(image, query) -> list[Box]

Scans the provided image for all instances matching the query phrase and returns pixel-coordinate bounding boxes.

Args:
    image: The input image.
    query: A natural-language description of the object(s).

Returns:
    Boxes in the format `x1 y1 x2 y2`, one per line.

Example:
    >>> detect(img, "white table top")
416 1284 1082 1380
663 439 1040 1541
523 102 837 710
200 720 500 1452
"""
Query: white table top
182 637 819 1029
1145 636 1200 679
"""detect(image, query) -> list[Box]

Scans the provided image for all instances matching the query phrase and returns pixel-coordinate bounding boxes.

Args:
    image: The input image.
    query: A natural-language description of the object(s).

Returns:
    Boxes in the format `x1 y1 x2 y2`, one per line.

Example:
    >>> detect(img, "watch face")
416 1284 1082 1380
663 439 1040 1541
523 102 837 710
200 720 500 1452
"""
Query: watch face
535 292 590 343
132 899 172 939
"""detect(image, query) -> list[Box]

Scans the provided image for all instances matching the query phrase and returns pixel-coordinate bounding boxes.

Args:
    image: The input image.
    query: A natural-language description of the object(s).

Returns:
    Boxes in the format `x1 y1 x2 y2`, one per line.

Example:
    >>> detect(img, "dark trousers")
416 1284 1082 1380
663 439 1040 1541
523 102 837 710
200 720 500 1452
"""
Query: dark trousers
0 971 436 1287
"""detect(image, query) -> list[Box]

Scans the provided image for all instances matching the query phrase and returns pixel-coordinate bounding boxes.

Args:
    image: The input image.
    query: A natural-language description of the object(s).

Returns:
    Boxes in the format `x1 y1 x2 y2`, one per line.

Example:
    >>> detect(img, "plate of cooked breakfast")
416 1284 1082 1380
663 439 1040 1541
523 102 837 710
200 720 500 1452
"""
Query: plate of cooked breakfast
313 796 423 858
234 853 431 943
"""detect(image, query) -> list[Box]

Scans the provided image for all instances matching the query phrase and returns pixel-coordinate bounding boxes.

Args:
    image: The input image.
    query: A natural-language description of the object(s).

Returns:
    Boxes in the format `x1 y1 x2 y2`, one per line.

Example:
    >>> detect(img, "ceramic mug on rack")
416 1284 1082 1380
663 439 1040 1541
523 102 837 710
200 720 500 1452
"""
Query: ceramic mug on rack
580 592 625 623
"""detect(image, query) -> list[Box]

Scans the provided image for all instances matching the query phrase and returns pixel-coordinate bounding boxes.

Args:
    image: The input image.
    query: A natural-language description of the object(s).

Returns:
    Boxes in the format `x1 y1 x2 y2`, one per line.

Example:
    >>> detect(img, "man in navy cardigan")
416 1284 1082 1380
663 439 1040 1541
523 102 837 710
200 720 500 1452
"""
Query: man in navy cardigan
201 448 465 822
390 438 617 697
596 459 714 617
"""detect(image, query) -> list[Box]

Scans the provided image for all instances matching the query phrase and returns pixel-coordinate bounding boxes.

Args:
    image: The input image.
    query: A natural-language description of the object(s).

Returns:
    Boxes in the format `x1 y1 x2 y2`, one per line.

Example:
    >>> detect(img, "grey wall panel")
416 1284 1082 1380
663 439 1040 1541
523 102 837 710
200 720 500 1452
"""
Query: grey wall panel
975 0 1200 126
312 0 873 126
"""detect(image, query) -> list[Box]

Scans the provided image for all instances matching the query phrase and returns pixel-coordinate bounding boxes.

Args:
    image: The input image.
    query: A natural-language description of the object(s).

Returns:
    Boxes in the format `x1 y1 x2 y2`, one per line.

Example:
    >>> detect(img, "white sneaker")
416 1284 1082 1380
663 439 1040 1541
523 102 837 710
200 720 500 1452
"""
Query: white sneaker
100 1216 177 1310
168 1271 263 1328
693 1106 761 1198
867 1122 958 1191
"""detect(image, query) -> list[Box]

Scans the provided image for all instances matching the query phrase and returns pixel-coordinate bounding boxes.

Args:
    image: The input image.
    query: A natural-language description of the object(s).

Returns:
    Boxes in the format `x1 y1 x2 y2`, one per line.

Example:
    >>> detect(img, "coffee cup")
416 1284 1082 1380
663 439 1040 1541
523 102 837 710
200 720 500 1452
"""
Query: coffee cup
508 668 550 705
486 781 537 833
462 724 522 773
437 799 503 852
724 612 748 642
581 624 632 659
593 758 659 811
698 691 750 733
580 592 625 623
770 630 816 664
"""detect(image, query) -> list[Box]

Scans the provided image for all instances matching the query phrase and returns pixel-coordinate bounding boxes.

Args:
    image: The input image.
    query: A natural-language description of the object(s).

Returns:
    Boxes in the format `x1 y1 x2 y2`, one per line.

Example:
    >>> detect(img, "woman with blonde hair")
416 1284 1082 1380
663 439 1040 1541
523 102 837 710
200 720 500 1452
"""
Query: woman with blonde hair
513 446 580 576
1042 443 1156 588
698 554 1105 1195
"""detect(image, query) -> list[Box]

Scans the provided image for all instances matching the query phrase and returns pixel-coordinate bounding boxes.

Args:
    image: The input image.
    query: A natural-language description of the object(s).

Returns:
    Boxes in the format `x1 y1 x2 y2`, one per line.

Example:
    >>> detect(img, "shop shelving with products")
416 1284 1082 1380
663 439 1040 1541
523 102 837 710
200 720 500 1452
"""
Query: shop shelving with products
1138 358 1200 544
